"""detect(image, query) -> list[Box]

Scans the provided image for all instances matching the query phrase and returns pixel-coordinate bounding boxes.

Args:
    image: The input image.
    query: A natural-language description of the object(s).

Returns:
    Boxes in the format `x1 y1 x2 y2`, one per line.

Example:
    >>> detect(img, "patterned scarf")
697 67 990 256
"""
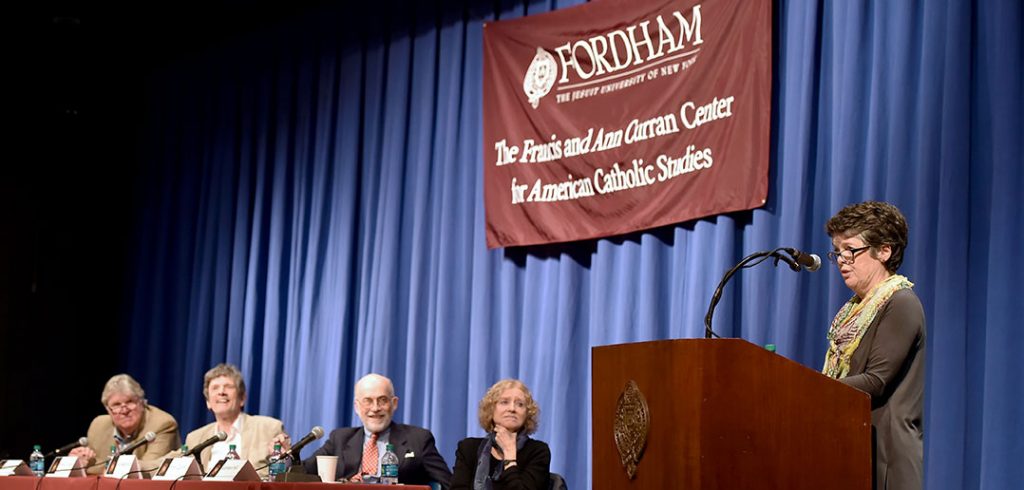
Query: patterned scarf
473 432 528 490
823 274 913 379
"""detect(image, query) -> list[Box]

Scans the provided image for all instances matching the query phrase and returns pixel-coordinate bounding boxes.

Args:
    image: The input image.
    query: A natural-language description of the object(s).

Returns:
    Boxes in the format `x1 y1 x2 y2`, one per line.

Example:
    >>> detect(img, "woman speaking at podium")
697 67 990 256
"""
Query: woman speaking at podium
822 201 925 490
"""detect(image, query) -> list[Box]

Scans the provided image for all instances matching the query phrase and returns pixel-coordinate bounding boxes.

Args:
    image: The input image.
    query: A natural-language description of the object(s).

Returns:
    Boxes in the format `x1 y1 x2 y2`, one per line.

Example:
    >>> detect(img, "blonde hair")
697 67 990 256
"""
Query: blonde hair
477 379 540 435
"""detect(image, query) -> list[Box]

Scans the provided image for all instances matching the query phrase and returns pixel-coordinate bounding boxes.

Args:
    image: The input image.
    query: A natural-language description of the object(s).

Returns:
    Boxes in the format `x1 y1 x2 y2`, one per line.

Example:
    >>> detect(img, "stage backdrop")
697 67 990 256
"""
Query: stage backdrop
123 1 1022 489
483 0 771 247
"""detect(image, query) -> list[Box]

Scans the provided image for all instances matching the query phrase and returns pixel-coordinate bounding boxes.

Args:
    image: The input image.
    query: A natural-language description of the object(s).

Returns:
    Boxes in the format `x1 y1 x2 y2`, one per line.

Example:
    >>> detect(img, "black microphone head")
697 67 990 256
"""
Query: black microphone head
116 431 156 456
805 253 821 271
215 430 228 441
786 248 821 272
286 426 325 460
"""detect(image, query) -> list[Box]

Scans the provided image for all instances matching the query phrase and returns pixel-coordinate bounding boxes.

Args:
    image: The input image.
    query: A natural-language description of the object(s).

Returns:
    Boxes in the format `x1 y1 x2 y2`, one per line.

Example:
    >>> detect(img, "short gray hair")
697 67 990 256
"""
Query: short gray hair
100 374 146 406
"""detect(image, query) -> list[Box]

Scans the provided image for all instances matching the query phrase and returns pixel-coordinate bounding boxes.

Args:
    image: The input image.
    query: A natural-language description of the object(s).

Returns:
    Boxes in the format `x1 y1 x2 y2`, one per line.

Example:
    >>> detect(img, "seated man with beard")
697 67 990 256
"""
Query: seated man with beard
303 373 452 488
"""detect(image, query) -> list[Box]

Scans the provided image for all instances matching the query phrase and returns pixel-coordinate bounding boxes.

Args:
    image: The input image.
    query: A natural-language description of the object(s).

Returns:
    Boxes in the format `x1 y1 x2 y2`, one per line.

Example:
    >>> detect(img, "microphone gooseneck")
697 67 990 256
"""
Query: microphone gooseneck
183 430 227 475
704 247 818 339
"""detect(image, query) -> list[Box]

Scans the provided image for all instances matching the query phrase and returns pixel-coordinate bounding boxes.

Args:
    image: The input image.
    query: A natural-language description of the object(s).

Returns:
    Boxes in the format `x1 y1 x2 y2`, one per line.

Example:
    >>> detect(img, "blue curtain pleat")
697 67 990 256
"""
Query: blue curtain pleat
121 1 1024 488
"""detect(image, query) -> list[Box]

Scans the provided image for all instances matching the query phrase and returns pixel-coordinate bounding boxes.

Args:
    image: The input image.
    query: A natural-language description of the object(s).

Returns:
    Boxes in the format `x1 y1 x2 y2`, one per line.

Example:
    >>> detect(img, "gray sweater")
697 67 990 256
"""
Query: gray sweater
840 288 926 490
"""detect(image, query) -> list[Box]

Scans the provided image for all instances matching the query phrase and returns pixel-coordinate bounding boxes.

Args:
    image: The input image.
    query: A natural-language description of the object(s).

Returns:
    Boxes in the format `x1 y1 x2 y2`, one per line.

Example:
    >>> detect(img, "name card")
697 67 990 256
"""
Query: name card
152 457 202 481
45 457 86 477
0 460 34 476
203 459 260 482
103 455 141 479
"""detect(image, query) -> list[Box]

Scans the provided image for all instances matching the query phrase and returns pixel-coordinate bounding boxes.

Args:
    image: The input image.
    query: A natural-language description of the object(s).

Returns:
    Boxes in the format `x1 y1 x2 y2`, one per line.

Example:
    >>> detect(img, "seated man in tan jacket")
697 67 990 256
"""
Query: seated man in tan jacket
180 363 289 478
69 374 180 474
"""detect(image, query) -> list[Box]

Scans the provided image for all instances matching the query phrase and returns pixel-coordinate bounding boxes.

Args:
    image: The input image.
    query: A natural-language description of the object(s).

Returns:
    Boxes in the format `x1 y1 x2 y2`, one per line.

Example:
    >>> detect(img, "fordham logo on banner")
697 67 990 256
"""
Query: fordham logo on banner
483 0 771 248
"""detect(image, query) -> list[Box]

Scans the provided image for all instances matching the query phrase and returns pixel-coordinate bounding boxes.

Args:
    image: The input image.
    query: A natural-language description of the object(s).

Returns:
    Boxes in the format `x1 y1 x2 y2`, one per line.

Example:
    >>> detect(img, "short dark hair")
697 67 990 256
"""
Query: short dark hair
826 201 909 273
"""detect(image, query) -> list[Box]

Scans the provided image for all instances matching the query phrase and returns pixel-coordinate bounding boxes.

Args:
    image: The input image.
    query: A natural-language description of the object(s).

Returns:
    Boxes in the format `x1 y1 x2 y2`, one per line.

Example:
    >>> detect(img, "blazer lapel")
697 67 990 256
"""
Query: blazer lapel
389 424 412 468
342 429 364 478
197 424 216 470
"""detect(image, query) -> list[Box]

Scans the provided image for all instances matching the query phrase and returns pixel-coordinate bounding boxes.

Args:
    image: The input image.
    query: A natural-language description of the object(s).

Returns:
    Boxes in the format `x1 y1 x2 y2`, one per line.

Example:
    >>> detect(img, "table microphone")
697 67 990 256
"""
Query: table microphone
116 432 156 456
284 426 324 461
46 437 88 458
183 431 228 457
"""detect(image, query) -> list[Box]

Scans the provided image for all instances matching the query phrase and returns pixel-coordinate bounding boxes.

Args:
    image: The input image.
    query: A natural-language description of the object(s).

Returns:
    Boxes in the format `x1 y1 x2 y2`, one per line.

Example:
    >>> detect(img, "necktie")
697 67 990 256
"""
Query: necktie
361 433 379 477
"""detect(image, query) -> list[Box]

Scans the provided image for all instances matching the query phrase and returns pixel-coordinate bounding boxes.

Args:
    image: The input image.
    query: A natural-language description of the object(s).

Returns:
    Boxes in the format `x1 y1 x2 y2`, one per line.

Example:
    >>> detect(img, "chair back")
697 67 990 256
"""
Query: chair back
549 472 567 490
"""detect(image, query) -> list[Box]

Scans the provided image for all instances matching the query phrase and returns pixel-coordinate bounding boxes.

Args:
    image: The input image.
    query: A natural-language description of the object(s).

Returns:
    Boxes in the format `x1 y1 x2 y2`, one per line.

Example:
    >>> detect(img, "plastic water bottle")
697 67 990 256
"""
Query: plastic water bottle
225 444 241 460
267 443 287 481
380 443 399 484
29 445 45 476
106 445 117 472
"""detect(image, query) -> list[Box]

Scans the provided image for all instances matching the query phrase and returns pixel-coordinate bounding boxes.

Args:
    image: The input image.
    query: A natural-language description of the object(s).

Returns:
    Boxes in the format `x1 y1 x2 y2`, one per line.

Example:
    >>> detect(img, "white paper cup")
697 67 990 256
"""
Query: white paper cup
315 455 338 483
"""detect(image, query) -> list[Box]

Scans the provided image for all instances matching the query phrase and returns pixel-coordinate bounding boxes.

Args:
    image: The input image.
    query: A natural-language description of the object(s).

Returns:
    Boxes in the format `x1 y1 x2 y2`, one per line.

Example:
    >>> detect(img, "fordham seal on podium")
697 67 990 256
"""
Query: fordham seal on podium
613 380 649 479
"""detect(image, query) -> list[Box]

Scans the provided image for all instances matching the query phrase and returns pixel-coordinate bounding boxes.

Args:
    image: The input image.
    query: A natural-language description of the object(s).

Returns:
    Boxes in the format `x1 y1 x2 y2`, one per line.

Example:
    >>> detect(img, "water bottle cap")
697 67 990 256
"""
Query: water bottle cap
764 343 776 352
274 442 282 450
385 443 395 451
33 444 41 450
229 444 237 450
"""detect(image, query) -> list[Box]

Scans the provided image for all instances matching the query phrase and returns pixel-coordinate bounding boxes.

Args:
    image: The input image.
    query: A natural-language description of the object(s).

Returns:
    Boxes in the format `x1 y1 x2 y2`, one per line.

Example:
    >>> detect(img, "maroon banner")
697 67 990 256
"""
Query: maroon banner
483 0 771 248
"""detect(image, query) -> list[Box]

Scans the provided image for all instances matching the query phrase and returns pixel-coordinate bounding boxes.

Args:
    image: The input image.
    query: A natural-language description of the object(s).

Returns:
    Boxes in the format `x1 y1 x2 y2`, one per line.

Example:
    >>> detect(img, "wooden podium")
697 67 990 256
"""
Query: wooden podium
592 339 871 490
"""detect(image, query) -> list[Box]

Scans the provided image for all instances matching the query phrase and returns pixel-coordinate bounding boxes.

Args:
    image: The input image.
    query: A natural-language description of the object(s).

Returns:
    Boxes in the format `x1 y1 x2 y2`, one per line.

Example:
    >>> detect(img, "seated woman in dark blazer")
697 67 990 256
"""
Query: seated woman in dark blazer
451 379 551 490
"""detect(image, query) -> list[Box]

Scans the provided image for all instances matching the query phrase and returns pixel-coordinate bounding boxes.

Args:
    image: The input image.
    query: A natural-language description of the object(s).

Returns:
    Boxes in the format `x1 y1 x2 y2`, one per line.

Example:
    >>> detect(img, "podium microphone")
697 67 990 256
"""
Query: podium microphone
116 431 156 456
46 437 88 458
704 247 819 338
284 426 324 461
785 248 821 272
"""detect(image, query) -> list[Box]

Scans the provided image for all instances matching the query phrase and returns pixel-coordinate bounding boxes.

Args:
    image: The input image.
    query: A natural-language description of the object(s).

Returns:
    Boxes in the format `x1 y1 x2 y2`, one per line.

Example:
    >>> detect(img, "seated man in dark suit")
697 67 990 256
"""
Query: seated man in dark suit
303 373 452 488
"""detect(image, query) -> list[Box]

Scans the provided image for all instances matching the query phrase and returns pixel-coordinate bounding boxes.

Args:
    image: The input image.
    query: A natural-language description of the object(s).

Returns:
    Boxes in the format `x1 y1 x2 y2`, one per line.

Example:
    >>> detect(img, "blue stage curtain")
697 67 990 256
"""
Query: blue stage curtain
123 1 1022 488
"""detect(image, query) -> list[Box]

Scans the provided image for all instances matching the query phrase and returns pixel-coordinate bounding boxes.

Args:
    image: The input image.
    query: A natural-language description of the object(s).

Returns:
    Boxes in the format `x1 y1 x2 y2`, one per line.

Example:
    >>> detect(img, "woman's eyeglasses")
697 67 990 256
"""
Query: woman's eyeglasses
826 246 871 265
